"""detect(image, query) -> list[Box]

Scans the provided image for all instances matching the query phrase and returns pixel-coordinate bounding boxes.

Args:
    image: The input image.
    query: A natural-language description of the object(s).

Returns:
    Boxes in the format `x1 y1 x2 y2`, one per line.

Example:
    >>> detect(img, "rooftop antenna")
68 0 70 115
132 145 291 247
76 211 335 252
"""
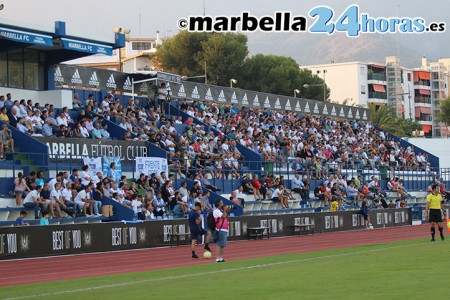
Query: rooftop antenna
203 0 206 16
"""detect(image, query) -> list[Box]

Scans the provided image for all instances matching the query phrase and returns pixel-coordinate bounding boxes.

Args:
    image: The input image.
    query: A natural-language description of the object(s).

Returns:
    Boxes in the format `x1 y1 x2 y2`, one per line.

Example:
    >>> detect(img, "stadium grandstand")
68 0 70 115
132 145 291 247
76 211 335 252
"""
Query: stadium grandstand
0 19 449 259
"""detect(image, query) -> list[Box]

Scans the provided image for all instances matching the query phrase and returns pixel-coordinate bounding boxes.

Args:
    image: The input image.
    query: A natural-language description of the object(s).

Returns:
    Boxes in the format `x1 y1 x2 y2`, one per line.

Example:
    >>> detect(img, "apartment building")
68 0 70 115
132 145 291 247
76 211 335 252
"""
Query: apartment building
302 56 448 137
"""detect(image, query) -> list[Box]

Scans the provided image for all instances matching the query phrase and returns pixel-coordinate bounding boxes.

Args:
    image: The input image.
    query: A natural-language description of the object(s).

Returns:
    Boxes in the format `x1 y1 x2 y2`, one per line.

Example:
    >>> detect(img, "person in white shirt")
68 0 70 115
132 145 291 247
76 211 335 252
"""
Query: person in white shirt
131 194 143 215
23 185 46 219
79 121 90 138
56 111 68 127
73 185 96 217
50 182 66 218
80 165 92 187
62 182 80 217
48 172 63 191
271 184 289 209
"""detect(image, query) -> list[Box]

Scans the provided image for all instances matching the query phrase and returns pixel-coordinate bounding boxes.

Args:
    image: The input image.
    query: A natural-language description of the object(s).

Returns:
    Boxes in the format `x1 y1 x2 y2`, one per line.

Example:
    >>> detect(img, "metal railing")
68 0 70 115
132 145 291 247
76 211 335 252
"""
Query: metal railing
1 153 448 194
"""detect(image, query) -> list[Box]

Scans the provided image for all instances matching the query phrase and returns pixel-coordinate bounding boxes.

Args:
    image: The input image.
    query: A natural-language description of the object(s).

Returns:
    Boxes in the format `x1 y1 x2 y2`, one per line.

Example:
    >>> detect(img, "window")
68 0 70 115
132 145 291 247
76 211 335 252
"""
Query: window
8 50 24 88
0 52 6 87
0 49 44 90
132 42 152 51
361 85 366 94
360 66 365 75
407 73 411 81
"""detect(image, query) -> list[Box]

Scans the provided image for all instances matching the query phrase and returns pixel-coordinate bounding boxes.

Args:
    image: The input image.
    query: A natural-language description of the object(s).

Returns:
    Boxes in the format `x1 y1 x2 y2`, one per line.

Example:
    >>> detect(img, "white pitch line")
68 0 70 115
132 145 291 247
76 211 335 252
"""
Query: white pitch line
3 241 426 300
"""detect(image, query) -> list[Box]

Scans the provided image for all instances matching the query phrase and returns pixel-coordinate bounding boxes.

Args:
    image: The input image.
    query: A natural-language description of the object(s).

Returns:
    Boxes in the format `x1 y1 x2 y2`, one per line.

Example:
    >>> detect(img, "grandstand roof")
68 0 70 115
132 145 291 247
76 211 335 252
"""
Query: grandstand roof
0 19 125 64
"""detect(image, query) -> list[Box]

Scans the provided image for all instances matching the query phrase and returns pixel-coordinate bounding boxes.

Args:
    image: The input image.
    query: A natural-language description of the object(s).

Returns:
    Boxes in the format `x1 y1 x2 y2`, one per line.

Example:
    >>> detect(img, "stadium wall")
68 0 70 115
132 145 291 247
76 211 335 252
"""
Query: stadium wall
0 87 72 109
0 208 416 260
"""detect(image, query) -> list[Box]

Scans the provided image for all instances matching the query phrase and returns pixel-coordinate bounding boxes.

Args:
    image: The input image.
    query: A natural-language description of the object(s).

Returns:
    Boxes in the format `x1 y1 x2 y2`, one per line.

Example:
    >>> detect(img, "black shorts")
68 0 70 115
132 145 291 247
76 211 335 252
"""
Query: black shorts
361 212 369 220
429 209 443 223
317 194 325 201
190 228 207 240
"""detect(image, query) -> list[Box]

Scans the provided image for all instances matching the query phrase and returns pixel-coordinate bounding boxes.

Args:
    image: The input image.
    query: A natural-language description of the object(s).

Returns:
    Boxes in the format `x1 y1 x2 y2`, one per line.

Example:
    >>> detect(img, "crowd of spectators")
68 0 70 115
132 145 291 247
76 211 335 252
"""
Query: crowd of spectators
1 87 432 178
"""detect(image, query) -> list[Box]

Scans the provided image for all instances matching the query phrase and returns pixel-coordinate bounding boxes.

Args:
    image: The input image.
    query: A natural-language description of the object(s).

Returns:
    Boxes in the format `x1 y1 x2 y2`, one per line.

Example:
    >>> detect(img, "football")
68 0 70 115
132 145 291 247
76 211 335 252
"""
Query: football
203 251 212 259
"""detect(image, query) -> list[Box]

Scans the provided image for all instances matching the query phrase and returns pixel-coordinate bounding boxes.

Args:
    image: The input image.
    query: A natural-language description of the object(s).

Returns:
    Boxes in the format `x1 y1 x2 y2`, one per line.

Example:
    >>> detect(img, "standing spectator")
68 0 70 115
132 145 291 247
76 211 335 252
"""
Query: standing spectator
23 185 45 219
189 202 212 258
157 82 168 114
213 199 230 263
107 162 119 184
14 172 29 206
80 165 92 188
425 184 445 242
361 197 371 229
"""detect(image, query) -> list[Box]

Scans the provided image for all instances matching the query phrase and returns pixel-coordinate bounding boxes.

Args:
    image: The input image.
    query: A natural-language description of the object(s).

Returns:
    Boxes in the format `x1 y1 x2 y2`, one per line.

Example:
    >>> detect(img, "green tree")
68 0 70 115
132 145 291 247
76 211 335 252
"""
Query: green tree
238 55 329 100
399 118 423 136
436 97 450 126
155 31 248 85
368 103 404 135
155 31 210 77
200 33 248 86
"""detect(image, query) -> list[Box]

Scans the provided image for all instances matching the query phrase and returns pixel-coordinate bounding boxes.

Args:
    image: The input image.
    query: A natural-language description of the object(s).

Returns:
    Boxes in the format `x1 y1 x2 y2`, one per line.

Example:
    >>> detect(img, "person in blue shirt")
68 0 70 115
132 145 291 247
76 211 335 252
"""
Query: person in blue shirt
40 211 50 226
189 202 211 258
16 210 29 226
107 162 119 184
91 122 102 139
360 197 371 229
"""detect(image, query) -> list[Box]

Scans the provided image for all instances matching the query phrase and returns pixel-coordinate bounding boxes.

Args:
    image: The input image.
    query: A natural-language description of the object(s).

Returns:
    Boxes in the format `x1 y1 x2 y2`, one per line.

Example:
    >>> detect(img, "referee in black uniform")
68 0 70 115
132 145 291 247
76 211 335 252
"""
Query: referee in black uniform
425 184 446 242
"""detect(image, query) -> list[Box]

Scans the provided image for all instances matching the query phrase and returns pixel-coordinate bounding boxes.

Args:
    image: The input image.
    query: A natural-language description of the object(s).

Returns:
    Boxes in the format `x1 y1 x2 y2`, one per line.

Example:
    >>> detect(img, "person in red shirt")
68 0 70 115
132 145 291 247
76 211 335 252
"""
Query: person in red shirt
251 174 263 201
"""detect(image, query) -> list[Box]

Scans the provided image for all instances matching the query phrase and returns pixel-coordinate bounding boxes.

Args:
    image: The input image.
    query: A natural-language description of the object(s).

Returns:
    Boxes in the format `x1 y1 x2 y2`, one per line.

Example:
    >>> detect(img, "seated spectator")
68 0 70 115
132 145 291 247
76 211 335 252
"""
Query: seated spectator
241 174 254 194
91 122 102 139
42 119 54 137
15 210 30 226
72 93 83 109
14 172 29 206
171 192 188 216
197 174 221 193
100 123 111 139
291 174 307 200
314 183 331 206
346 182 360 205
0 107 9 123
251 174 263 201
368 177 381 196
271 184 289 209
0 124 14 159
62 182 81 217
23 185 46 219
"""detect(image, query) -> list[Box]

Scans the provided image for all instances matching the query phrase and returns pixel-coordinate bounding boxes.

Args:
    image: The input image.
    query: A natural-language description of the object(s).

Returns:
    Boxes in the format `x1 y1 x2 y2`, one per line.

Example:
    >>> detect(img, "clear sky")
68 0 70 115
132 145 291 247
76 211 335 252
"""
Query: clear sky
1 0 449 63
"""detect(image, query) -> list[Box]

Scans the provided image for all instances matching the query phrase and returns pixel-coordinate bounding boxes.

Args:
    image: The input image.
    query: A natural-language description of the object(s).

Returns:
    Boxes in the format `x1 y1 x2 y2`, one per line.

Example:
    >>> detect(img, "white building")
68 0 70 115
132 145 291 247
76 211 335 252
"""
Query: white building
302 56 448 137
65 36 162 73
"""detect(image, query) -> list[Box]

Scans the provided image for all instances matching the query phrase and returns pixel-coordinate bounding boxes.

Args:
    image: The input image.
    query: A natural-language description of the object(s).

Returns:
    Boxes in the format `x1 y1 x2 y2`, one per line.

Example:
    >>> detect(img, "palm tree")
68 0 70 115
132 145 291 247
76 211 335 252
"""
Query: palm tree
368 103 405 136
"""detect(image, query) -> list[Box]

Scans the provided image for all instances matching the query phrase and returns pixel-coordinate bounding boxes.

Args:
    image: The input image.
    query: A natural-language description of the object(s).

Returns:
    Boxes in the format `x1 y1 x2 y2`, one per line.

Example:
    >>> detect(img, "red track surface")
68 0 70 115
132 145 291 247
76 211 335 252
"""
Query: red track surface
0 225 430 287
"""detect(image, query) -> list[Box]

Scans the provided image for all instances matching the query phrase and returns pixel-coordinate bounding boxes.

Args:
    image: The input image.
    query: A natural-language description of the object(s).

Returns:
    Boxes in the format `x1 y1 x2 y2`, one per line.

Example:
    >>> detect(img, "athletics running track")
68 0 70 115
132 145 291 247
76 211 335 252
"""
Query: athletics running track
0 224 432 287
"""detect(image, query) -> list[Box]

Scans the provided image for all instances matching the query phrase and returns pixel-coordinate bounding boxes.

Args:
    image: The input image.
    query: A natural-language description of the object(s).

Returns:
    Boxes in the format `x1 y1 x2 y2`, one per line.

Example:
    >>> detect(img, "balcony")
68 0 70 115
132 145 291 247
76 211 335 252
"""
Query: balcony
413 81 431 88
414 97 431 104
369 92 387 99
367 73 387 82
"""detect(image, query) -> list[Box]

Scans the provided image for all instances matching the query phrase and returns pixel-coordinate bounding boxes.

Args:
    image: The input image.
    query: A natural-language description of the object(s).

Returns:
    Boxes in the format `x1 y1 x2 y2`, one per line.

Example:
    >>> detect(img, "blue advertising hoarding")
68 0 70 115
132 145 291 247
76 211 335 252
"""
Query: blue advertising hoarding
0 26 53 46
61 38 113 55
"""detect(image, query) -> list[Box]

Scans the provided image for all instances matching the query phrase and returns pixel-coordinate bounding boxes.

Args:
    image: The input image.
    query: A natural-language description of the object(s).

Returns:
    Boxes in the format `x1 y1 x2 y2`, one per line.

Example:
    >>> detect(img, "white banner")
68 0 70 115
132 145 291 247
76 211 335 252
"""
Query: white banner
135 157 168 177
83 157 103 178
